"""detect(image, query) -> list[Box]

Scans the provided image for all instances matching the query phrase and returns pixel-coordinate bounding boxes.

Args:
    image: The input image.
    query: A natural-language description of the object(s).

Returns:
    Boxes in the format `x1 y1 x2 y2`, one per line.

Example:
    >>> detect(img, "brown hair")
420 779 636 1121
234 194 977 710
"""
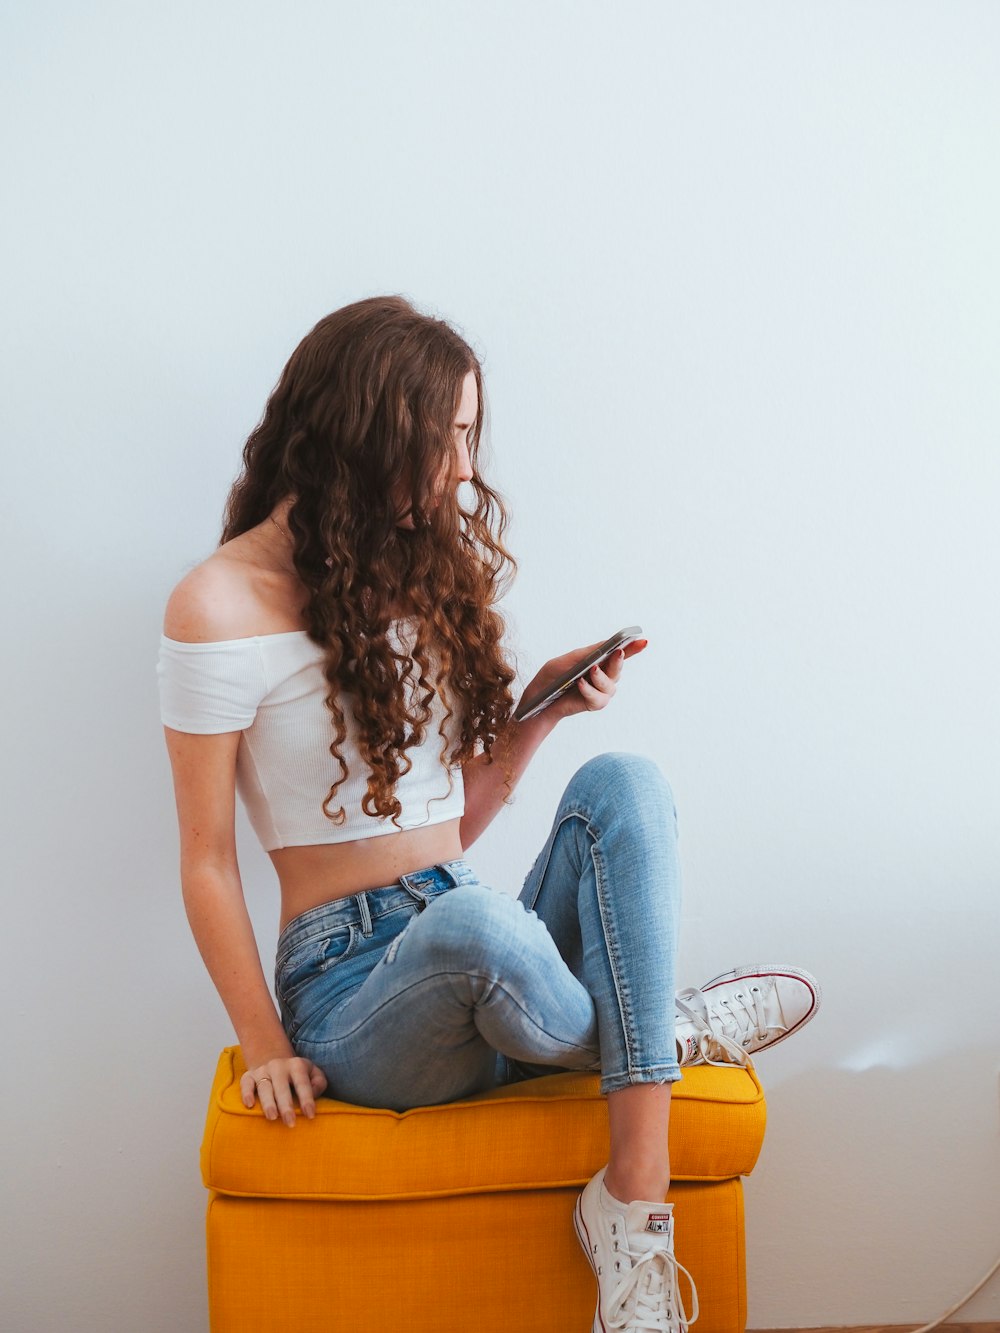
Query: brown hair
221 295 518 827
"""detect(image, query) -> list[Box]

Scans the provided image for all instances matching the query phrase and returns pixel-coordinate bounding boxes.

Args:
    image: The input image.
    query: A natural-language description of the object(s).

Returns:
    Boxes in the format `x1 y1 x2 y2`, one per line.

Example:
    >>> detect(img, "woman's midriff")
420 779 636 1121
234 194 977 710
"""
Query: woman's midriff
271 817 466 931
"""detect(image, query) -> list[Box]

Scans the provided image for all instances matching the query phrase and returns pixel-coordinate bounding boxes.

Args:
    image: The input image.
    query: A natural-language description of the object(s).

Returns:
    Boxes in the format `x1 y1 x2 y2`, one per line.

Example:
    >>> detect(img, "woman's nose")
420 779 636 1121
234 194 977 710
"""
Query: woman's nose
456 441 473 483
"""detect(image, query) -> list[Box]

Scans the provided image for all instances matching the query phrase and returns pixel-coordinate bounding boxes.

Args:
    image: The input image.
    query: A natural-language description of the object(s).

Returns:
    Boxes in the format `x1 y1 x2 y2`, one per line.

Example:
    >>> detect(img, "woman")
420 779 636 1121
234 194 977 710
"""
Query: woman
158 295 818 1333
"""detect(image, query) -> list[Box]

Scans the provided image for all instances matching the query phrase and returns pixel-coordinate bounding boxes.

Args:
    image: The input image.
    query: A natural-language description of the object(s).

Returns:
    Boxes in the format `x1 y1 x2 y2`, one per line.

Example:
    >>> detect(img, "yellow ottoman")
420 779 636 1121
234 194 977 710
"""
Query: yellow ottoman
202 1047 766 1332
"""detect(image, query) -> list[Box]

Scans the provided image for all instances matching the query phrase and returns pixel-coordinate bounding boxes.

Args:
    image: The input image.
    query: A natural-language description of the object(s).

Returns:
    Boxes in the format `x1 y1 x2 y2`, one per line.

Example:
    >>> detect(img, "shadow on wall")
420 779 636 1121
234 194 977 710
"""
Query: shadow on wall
743 1051 1000 1326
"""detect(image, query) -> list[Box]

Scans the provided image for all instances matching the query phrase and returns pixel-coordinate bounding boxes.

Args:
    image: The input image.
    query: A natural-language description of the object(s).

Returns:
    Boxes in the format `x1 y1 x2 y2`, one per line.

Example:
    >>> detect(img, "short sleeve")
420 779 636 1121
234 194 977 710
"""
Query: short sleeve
157 636 268 733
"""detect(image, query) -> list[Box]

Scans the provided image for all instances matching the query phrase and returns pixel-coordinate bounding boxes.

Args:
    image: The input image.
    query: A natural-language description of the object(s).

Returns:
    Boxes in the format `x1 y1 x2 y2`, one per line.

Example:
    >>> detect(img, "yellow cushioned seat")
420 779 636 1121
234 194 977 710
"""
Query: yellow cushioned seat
202 1046 766 1332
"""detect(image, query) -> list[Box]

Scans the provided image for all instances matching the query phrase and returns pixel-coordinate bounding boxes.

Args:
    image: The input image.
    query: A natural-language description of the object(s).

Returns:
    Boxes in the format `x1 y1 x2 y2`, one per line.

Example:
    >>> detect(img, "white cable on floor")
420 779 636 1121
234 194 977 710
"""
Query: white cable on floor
907 1250 1000 1333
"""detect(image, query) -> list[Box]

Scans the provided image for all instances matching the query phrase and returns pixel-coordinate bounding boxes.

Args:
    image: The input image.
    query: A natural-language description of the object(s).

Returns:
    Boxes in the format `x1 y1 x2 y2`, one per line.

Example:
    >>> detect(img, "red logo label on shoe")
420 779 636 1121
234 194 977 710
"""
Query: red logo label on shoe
645 1214 672 1234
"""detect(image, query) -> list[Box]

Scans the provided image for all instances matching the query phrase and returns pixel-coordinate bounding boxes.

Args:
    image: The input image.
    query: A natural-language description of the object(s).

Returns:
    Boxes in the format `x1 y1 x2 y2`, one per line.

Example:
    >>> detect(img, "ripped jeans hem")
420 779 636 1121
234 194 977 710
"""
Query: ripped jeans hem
600 1062 682 1095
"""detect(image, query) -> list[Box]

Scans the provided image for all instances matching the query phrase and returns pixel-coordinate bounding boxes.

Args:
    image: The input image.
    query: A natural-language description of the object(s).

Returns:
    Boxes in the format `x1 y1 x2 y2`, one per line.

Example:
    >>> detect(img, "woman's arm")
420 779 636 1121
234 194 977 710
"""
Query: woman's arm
161 570 327 1125
164 725 327 1125
460 637 647 849
460 709 559 849
164 727 289 1062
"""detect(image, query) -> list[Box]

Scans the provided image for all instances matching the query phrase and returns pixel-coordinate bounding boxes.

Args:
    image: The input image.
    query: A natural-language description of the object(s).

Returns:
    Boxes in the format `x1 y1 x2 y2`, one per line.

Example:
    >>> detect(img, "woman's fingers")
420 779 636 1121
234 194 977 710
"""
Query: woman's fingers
544 638 647 719
239 1070 257 1109
289 1060 319 1120
271 1076 298 1128
603 648 626 679
254 1071 282 1122
575 675 600 708
577 653 621 709
242 1058 327 1126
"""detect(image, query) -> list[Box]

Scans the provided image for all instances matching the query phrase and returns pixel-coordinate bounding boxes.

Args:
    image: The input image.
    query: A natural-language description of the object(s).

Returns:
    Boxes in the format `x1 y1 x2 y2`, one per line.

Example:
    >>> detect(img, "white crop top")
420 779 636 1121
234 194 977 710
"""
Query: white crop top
156 622 465 851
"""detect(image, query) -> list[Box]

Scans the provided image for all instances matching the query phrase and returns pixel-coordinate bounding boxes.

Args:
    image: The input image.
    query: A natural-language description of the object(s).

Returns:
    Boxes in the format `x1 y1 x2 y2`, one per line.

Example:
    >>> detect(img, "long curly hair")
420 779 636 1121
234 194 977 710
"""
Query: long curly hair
221 295 519 828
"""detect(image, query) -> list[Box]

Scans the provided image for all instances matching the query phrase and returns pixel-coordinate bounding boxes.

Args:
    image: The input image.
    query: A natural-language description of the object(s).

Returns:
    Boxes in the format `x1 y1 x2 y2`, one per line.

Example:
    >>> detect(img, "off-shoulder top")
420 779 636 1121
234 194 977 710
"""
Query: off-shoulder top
156 621 465 851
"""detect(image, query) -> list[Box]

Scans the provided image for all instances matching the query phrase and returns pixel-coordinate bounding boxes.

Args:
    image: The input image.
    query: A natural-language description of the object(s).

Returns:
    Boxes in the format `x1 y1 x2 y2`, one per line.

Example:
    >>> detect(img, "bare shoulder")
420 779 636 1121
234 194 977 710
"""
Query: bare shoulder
164 533 310 642
163 549 264 643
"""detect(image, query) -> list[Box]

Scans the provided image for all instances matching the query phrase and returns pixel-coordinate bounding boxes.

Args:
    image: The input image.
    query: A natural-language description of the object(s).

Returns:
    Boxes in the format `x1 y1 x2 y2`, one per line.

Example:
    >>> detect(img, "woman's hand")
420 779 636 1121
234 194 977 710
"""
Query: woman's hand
523 637 649 725
240 1055 329 1127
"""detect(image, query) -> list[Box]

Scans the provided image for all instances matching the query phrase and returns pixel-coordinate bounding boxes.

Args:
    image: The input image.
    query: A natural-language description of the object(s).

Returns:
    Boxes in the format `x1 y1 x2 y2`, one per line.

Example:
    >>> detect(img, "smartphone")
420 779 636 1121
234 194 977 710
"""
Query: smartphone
513 626 644 722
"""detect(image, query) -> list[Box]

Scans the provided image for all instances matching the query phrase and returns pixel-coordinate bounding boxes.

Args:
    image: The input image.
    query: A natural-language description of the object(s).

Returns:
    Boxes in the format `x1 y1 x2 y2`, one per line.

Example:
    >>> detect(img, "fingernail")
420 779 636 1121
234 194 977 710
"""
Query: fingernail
285 1115 296 1128
266 1109 277 1121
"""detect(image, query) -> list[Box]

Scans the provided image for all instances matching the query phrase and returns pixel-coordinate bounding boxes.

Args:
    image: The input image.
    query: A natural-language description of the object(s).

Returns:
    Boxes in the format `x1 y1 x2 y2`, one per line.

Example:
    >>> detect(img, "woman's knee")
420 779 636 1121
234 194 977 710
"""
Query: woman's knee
567 750 675 814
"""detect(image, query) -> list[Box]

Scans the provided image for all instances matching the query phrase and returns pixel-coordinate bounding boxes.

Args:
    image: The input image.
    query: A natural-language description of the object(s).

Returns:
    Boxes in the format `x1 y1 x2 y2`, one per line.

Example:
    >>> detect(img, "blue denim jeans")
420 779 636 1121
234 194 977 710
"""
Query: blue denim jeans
274 751 682 1110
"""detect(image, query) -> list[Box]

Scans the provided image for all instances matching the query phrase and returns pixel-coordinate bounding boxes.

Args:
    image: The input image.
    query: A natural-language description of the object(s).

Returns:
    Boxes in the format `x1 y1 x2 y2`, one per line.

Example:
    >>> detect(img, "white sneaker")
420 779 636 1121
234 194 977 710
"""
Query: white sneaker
675 965 821 1068
574 1166 698 1332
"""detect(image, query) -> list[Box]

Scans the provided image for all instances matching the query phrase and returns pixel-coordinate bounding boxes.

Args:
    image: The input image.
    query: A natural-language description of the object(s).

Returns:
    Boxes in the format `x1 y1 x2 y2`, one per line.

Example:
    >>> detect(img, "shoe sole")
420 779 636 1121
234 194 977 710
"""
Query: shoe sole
697 964 821 1052
573 1196 606 1333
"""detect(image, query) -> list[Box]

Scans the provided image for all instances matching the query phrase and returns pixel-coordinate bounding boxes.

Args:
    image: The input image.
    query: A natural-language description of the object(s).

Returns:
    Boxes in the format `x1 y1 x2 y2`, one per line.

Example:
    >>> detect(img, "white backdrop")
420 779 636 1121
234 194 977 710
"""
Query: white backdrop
2 3 998 1329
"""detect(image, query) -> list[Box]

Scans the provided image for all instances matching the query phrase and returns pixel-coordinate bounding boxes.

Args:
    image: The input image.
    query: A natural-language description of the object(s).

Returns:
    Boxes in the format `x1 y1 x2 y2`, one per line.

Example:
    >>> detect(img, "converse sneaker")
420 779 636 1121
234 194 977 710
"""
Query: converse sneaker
675 965 820 1068
574 1166 698 1332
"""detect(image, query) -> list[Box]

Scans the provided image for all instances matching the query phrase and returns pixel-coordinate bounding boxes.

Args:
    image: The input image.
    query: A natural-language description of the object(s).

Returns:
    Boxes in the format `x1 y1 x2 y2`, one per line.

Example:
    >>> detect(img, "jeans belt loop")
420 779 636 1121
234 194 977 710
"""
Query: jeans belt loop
357 891 374 937
397 872 429 911
441 860 466 889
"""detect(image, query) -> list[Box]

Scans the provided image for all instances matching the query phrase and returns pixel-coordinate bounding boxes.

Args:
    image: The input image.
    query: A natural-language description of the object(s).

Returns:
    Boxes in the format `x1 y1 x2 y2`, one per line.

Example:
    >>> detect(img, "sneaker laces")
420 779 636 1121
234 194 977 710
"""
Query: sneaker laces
605 1243 699 1332
675 984 780 1067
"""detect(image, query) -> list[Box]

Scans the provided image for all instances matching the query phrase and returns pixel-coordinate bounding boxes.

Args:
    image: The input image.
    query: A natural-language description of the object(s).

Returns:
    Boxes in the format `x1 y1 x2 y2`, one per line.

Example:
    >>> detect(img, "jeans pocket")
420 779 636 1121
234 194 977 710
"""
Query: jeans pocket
275 925 358 1010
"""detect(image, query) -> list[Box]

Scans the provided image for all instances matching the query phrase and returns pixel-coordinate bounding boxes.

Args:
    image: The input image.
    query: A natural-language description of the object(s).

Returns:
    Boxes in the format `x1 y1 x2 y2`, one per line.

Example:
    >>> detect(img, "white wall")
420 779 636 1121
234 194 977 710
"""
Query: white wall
2 2 998 1328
